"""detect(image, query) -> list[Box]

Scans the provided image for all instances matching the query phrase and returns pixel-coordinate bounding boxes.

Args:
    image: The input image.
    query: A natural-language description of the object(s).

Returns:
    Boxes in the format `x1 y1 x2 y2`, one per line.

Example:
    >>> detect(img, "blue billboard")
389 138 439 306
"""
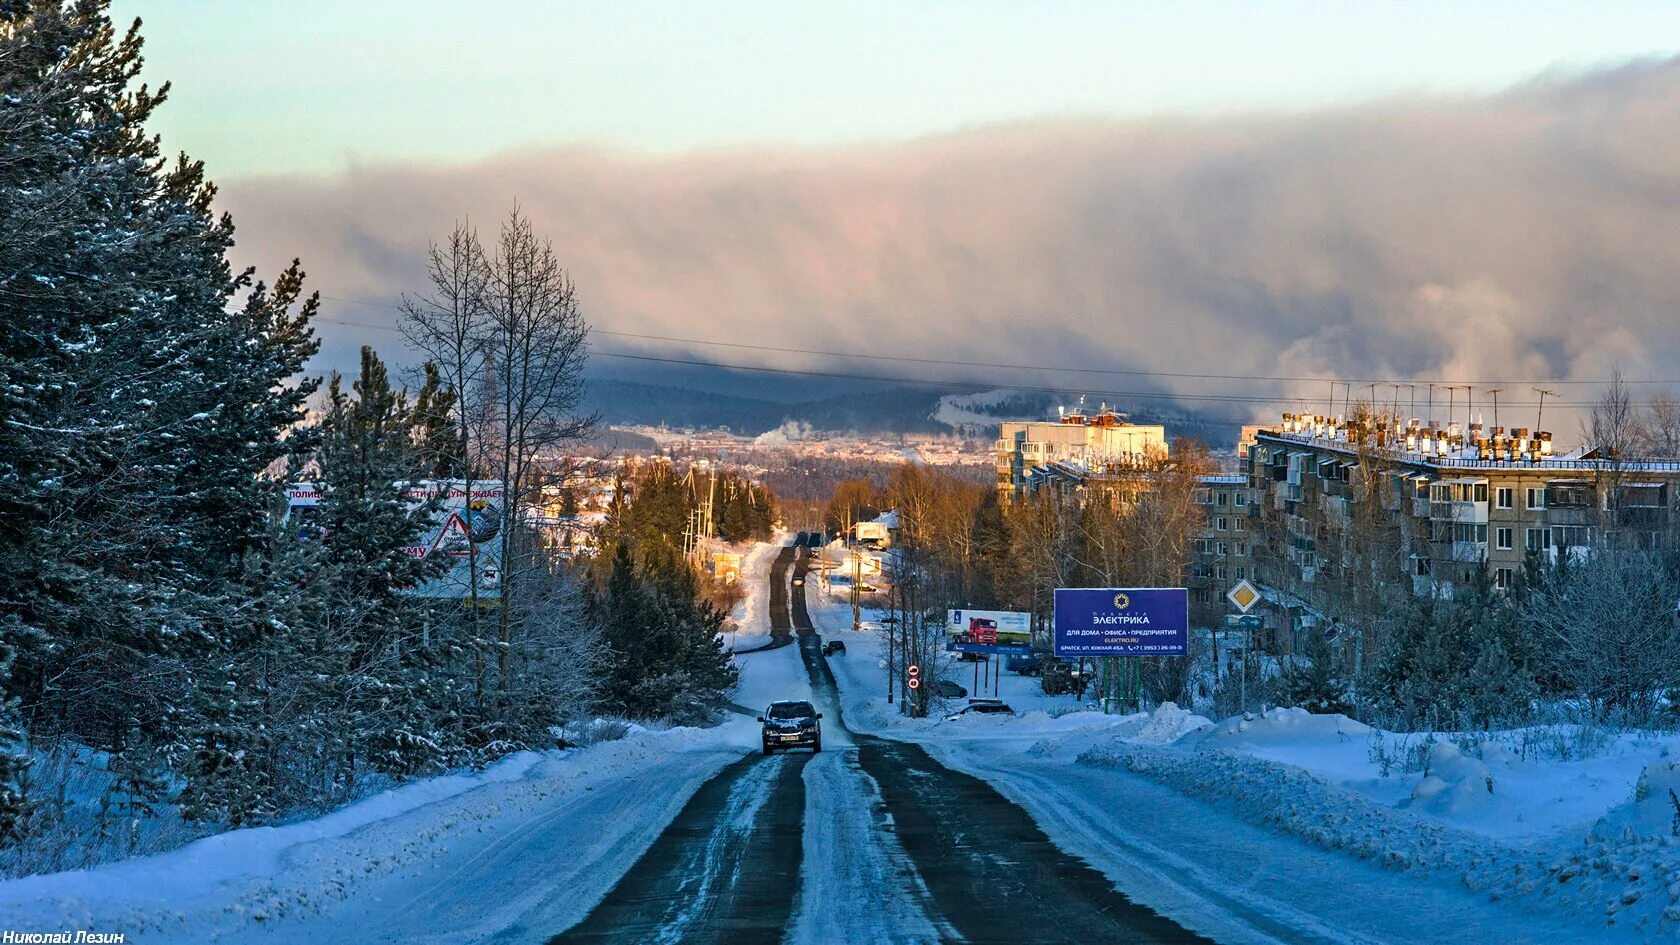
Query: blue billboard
1053 588 1189 657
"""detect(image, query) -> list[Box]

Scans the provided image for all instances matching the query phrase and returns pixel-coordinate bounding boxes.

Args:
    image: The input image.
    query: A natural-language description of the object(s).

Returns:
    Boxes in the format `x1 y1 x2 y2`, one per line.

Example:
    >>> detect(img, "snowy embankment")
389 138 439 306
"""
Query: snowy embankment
726 535 784 652
0 723 755 944
1078 710 1680 937
808 585 1675 943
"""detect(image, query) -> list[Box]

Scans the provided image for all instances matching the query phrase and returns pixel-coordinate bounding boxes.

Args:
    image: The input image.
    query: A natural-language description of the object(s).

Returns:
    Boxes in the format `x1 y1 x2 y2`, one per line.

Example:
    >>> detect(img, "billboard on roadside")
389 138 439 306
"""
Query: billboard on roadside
286 479 505 601
946 608 1032 655
1052 588 1188 657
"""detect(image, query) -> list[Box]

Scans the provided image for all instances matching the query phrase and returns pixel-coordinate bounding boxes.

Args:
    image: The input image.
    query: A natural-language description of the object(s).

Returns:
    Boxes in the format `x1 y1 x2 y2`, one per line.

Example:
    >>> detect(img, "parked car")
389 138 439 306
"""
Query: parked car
933 679 966 698
1006 652 1045 676
1041 659 1085 696
944 698 1014 721
758 700 822 754
823 640 846 656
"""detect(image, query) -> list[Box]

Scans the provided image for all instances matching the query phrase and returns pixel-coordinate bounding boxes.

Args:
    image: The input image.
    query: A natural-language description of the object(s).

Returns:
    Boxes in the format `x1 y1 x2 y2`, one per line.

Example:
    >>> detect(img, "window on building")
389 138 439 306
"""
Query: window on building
1235 492 1247 506
1234 543 1246 556
1452 523 1488 543
1496 487 1513 509
1216 516 1229 531
1214 563 1228 581
1195 488 1212 505
1414 557 1432 576
1216 491 1229 506
1552 524 1594 549
1233 518 1246 532
1473 483 1489 503
1526 488 1545 510
1495 567 1514 590
1526 527 1550 552
1547 482 1592 508
1217 541 1229 556
1496 527 1513 550
1235 566 1247 580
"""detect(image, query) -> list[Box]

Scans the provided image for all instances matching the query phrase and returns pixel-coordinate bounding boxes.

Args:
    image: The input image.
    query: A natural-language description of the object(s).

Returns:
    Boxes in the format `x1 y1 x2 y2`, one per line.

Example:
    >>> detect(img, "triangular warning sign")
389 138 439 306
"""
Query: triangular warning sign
432 512 474 556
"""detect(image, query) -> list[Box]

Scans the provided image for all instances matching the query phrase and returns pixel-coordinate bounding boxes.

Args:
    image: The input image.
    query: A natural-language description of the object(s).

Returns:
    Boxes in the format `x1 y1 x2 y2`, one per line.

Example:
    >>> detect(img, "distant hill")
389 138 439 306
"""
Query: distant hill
582 378 1237 448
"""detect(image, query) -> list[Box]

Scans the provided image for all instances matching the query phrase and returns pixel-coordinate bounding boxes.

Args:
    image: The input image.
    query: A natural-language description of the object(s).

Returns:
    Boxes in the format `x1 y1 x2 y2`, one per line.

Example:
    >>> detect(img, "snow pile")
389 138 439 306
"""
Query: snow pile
1078 722 1680 938
1592 754 1680 843
1408 741 1496 819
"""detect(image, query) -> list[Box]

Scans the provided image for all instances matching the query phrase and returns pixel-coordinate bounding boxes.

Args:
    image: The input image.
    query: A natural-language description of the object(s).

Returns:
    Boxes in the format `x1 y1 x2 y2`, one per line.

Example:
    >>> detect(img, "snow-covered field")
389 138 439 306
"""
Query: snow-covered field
807 582 1680 942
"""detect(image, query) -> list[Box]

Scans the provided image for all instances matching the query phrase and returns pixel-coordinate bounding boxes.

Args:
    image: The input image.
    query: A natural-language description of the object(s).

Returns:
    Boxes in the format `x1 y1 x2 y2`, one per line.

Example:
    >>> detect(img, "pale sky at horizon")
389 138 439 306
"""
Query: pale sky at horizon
118 0 1680 179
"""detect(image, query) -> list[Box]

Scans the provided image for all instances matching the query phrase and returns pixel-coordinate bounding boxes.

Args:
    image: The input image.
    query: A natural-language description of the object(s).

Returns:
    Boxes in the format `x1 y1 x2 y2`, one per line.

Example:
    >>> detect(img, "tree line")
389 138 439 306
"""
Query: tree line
826 445 1215 717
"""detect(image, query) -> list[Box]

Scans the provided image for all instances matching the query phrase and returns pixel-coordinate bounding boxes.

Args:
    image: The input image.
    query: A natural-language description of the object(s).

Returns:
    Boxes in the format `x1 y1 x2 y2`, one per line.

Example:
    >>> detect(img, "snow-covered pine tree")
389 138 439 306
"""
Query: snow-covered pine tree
304 348 454 784
1 2 317 830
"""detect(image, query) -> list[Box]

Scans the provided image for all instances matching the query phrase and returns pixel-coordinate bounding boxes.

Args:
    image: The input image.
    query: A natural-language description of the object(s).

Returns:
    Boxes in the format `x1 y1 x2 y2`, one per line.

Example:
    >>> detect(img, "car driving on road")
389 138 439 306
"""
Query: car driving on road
759 700 822 754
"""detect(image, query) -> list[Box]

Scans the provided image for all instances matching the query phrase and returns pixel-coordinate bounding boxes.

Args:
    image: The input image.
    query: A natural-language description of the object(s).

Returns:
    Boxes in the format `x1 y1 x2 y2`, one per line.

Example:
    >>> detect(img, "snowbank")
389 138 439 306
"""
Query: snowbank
1077 719 1680 938
0 724 752 944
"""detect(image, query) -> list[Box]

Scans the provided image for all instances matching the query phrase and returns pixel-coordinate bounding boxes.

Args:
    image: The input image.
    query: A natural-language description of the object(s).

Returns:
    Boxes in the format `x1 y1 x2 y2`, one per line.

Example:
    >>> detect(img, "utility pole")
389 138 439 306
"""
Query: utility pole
851 538 862 631
1533 387 1556 432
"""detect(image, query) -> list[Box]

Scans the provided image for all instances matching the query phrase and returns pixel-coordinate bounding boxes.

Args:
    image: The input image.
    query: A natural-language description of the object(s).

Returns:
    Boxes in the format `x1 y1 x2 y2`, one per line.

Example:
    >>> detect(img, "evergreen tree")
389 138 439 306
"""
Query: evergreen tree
1 1 317 830
1277 630 1354 715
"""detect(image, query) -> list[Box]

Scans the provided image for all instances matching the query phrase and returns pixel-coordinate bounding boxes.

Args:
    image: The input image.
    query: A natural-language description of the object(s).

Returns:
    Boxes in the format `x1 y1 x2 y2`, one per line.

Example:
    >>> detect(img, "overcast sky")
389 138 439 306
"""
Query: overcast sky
110 2 1680 432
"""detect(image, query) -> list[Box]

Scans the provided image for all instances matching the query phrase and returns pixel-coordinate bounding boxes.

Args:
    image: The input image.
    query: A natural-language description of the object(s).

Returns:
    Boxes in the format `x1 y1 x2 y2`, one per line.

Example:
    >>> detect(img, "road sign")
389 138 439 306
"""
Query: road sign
1226 579 1261 613
907 677 921 690
1223 614 1263 630
1052 588 1189 657
907 664 920 677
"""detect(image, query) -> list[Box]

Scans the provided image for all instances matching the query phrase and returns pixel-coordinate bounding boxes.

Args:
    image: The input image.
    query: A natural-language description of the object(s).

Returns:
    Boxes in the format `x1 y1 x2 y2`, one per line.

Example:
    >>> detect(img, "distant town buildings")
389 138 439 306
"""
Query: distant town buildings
995 405 1167 499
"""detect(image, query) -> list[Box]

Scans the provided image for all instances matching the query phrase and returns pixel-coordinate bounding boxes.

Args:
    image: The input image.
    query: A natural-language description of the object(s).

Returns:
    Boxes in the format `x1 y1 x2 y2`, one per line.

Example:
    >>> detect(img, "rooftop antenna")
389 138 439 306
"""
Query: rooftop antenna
1466 385 1475 429
1485 389 1502 430
1427 383 1435 427
1533 387 1556 432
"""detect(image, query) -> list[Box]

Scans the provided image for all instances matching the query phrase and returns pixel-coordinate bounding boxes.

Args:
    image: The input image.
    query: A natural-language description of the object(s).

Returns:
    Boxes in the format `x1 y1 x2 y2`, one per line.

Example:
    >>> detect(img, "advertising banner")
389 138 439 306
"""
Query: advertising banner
286 479 506 601
1053 588 1188 657
946 608 1033 655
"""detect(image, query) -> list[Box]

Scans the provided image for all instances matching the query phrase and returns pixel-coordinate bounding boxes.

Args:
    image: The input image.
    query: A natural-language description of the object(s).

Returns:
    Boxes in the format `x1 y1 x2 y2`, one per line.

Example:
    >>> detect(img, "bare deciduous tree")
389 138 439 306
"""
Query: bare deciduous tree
481 206 598 690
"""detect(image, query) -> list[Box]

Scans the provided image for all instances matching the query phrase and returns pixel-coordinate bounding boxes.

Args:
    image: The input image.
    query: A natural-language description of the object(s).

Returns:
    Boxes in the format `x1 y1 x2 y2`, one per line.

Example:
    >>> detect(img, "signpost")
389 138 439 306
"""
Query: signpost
1222 581 1264 712
907 664 921 691
1226 579 1261 613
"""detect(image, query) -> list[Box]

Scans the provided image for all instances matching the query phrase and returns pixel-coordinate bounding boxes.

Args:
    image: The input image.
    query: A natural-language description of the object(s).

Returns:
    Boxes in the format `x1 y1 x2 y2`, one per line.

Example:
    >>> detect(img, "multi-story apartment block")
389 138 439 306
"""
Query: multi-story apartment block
1245 412 1680 611
1190 474 1253 619
995 406 1166 500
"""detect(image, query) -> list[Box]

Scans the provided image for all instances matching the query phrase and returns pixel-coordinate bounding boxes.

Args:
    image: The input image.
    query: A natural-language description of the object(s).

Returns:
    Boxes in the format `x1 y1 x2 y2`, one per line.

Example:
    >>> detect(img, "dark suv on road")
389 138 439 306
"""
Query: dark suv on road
759 700 822 754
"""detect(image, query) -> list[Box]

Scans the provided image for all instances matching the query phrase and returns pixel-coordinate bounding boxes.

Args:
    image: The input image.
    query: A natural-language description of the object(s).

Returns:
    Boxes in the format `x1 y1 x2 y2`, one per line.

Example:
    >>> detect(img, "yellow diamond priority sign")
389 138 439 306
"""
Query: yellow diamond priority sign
1226 579 1261 613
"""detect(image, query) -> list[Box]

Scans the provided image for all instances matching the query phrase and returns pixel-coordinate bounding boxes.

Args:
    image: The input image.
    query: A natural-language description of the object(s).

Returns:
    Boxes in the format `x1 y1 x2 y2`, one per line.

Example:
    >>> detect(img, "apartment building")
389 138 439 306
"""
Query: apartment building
1245 412 1680 603
995 406 1167 500
1190 474 1253 616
